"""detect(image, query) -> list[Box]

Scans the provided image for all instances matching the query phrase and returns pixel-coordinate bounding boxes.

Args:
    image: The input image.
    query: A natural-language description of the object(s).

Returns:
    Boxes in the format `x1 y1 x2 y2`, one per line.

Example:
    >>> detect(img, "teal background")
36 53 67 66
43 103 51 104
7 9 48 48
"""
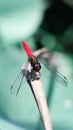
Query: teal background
0 0 73 130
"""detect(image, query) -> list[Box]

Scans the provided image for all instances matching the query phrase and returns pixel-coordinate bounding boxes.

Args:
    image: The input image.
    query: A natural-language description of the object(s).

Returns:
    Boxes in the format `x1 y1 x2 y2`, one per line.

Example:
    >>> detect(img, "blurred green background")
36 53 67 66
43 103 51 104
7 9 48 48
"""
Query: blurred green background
0 0 73 130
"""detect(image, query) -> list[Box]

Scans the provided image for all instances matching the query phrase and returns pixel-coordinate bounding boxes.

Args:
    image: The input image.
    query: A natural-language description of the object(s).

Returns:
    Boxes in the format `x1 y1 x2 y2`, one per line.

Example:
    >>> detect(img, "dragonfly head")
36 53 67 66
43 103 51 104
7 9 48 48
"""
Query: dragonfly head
28 55 41 72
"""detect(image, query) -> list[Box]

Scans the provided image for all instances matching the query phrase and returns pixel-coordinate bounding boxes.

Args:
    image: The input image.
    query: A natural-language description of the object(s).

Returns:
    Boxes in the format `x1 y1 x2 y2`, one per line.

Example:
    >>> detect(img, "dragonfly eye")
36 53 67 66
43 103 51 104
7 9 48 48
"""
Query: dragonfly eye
33 63 41 72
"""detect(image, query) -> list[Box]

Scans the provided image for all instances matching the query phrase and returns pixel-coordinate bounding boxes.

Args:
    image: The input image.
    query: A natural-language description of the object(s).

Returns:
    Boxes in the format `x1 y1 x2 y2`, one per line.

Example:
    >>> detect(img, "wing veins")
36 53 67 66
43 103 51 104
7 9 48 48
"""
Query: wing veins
40 60 68 87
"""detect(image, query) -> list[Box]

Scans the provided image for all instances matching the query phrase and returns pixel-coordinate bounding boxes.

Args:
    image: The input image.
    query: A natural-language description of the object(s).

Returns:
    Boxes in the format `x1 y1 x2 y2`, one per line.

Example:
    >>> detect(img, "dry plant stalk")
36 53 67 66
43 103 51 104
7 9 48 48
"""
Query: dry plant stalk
27 79 52 130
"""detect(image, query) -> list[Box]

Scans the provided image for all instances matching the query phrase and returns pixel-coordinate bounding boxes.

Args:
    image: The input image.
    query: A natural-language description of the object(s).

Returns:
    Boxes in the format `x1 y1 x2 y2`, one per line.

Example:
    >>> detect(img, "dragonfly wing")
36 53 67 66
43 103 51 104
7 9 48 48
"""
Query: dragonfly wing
40 59 68 87
10 71 24 96
37 49 52 64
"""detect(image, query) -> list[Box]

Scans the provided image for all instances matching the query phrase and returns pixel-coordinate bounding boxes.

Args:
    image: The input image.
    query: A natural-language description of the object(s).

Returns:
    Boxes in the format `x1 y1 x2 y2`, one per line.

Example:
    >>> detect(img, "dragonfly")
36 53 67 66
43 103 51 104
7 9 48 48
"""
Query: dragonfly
10 41 68 96
10 41 41 96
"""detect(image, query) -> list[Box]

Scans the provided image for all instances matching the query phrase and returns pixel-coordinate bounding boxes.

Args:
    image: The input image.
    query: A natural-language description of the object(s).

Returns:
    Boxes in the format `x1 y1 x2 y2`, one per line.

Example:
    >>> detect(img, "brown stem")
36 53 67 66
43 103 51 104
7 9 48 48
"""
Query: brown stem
27 79 52 130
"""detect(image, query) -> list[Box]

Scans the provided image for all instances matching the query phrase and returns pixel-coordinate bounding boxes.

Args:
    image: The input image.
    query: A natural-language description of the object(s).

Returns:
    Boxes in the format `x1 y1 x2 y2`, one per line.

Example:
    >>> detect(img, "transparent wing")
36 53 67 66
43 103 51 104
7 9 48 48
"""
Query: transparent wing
37 49 68 87
10 72 24 96
40 59 68 87
37 49 52 64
